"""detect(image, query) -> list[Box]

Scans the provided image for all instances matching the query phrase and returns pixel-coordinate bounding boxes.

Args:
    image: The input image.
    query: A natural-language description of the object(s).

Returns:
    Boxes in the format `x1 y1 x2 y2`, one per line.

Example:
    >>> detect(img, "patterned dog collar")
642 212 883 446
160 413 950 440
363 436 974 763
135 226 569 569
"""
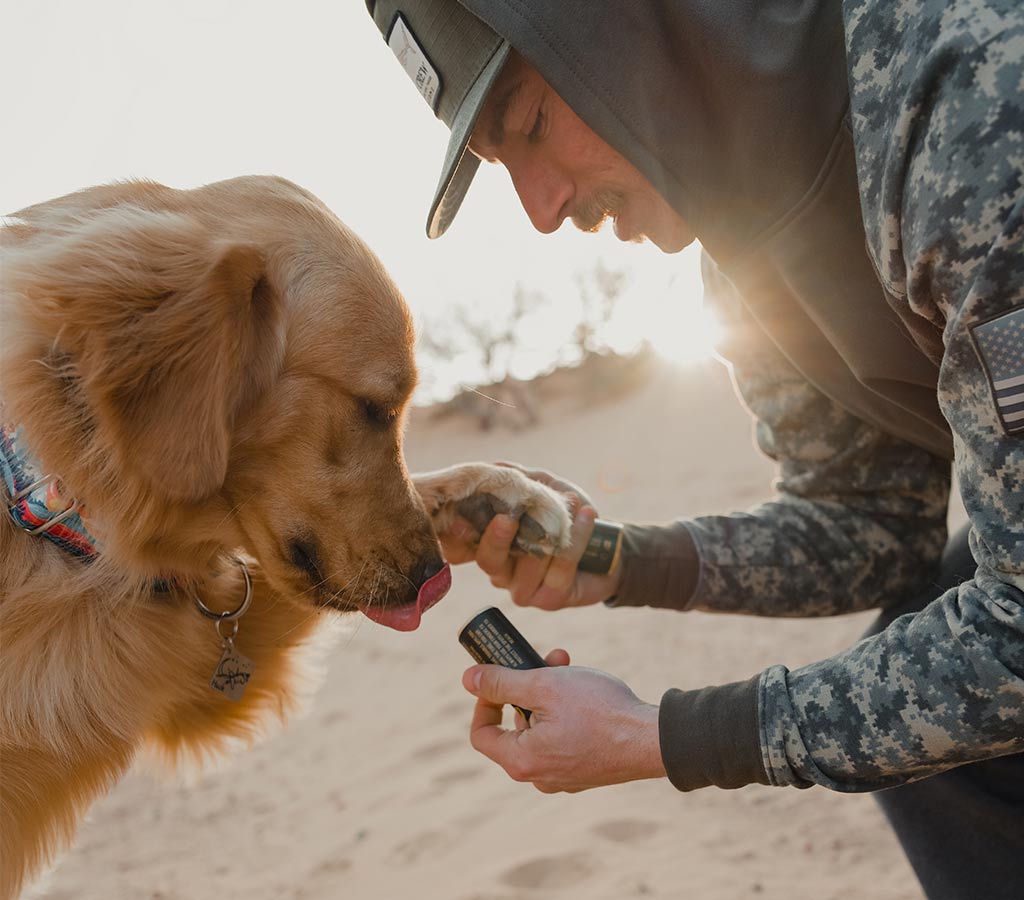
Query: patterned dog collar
1 423 99 559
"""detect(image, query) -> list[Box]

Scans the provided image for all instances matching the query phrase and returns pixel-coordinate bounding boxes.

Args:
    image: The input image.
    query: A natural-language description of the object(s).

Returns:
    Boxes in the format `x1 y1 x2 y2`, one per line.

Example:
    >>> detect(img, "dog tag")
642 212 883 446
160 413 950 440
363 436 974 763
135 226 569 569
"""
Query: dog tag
209 643 255 702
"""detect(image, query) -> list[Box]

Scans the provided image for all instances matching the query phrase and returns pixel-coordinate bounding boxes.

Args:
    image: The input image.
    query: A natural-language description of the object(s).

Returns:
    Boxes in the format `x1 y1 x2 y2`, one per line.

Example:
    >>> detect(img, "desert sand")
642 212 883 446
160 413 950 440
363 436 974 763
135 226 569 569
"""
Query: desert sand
31 355 942 900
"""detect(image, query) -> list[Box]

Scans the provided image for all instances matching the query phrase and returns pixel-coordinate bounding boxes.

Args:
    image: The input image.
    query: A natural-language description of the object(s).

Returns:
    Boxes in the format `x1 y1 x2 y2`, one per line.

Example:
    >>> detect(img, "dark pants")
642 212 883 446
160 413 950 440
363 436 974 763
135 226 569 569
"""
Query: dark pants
864 525 1024 900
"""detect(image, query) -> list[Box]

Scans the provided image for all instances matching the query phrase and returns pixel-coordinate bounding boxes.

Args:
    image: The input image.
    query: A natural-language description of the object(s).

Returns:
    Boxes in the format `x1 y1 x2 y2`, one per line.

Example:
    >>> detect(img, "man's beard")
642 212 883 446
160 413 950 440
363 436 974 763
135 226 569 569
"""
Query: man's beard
571 188 627 234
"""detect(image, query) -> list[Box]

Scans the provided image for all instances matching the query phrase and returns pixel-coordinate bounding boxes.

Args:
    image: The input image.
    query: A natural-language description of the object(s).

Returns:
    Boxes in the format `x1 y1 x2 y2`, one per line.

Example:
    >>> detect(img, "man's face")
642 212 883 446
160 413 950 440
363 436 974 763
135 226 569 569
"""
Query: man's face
469 54 694 253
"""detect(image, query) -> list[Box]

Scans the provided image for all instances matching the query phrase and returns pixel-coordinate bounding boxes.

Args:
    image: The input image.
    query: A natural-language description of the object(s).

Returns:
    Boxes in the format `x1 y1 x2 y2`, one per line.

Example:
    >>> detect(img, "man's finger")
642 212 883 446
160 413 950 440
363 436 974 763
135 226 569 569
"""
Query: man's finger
545 648 570 667
469 693 504 733
507 552 550 606
463 664 548 709
533 506 595 607
469 699 527 772
475 514 518 577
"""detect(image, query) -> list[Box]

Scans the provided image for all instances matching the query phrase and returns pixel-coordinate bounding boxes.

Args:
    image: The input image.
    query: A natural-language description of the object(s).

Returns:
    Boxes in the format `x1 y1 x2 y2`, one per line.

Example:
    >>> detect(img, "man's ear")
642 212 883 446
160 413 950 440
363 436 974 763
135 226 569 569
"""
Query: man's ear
10 207 284 502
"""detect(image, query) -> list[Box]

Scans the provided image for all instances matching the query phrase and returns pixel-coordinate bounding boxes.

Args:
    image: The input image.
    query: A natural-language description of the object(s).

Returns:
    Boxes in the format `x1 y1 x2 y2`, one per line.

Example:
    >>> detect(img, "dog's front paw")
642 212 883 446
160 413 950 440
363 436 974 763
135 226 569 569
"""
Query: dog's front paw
413 464 573 556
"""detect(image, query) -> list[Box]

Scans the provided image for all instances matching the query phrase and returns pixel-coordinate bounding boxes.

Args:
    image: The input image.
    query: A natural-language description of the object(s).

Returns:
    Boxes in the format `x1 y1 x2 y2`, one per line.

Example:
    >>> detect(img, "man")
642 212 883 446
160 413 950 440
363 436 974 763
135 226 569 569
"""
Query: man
366 2 1024 897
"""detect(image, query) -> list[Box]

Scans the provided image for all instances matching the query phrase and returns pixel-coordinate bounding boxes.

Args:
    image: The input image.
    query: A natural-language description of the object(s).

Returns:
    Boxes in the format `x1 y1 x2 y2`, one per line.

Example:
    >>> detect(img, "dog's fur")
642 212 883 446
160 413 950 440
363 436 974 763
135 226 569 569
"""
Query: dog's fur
0 177 570 898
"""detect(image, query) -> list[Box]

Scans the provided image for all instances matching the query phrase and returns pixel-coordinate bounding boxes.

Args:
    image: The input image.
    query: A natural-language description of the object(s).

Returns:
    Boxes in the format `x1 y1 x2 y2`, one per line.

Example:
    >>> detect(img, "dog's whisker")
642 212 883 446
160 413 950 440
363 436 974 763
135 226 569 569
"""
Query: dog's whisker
275 558 369 640
288 560 343 603
367 562 385 613
274 604 324 641
274 552 380 640
461 385 517 408
215 491 258 531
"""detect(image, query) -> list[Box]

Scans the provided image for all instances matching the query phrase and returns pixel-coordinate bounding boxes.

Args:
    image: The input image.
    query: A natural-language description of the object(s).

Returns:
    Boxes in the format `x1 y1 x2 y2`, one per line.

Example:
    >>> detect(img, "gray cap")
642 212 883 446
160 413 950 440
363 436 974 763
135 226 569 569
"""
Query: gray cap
366 0 510 238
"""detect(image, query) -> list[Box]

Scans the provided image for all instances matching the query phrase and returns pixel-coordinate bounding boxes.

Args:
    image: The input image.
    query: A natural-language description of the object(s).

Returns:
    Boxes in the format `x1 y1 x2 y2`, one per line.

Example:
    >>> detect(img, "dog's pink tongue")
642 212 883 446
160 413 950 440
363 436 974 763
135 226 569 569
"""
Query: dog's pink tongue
363 564 451 632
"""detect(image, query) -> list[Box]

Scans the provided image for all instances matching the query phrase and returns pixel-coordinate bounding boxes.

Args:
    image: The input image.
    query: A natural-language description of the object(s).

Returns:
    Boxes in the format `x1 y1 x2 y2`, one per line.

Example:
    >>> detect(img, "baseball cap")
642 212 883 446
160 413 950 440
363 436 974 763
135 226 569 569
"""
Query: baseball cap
366 0 510 238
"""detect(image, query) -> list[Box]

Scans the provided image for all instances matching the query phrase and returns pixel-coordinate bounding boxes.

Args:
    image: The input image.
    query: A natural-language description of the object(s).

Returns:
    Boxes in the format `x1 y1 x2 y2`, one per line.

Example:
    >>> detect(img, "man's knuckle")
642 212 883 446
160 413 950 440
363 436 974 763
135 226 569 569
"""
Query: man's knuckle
544 565 572 589
506 759 532 782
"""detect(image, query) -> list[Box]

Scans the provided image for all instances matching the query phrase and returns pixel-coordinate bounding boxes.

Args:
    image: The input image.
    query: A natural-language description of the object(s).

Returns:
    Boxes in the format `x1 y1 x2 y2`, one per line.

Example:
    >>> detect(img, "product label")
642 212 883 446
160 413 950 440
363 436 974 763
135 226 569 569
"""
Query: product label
388 14 441 110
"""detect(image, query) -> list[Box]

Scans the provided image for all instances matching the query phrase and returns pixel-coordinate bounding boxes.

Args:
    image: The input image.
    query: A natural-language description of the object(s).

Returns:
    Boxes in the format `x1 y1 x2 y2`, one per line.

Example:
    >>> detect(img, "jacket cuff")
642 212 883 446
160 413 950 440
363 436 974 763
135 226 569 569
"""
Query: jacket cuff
605 521 700 609
659 674 770 791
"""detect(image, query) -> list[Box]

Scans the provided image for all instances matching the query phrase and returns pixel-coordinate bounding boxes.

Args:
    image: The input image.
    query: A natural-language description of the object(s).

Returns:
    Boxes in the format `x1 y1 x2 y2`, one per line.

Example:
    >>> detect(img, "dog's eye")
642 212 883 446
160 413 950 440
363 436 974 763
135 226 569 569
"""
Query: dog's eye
362 399 396 430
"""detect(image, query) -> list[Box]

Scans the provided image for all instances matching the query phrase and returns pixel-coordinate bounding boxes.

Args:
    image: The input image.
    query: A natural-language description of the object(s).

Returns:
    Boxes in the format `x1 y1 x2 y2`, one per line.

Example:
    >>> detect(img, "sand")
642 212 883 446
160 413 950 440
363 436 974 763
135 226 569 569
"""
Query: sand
31 356 934 900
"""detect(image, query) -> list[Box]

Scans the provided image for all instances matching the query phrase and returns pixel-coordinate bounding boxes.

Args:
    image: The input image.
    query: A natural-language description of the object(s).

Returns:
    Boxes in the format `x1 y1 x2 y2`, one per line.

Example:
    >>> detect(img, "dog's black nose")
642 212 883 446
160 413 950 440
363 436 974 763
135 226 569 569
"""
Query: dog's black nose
411 556 446 587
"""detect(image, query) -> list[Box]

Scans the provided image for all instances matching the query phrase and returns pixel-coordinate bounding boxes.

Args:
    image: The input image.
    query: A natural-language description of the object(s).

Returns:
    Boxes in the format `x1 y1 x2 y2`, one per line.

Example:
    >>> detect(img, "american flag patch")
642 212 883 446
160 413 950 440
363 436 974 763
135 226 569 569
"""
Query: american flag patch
970 305 1024 436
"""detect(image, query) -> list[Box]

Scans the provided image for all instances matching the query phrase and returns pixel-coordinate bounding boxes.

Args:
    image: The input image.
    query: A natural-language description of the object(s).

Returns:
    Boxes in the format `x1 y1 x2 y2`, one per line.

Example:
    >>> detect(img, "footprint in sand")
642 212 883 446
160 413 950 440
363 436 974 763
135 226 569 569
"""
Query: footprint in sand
312 857 352 876
499 852 595 890
591 818 660 844
432 765 486 787
392 829 449 865
461 894 533 900
320 708 348 727
437 698 467 719
415 736 465 758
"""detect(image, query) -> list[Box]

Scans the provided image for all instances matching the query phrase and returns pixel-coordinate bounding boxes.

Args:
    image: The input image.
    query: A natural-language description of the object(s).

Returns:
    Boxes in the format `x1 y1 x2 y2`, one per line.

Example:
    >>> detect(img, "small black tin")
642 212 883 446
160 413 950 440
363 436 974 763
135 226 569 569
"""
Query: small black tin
459 606 546 720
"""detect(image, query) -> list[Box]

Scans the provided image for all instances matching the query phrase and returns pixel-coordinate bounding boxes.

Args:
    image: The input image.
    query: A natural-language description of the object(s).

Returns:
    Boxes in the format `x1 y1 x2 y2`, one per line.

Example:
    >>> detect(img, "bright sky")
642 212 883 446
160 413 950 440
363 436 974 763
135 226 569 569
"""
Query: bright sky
2 0 713 401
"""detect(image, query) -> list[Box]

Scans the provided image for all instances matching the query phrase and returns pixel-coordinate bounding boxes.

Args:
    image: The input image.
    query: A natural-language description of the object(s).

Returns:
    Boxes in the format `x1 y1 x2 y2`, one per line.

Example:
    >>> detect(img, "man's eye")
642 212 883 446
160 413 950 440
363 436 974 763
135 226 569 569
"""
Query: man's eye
528 110 545 143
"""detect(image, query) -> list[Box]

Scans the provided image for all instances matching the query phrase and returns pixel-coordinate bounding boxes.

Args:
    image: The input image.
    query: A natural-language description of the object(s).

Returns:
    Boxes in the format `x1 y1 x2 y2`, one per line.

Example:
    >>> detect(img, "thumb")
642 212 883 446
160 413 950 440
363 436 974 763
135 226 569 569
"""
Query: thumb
463 664 548 708
545 648 570 667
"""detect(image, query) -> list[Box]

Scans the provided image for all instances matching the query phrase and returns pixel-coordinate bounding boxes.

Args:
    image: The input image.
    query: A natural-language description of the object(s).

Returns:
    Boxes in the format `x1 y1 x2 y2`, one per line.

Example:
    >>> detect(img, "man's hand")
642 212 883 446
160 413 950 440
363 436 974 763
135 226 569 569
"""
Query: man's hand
438 463 622 610
462 650 665 793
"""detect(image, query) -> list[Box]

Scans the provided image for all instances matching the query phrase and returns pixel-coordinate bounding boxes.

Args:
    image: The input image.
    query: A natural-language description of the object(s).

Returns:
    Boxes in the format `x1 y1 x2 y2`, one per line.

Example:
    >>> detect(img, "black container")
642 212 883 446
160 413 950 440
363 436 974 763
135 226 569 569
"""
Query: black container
459 606 546 720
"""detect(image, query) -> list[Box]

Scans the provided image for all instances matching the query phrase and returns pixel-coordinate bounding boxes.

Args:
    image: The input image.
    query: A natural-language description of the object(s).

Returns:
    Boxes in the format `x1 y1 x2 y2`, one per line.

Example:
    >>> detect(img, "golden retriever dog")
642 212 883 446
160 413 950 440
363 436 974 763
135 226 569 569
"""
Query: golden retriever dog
0 176 571 898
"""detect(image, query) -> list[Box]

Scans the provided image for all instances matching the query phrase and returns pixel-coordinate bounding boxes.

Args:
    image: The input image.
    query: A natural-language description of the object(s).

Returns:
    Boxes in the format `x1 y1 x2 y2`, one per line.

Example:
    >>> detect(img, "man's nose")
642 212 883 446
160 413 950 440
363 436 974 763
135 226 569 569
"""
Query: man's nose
509 163 573 234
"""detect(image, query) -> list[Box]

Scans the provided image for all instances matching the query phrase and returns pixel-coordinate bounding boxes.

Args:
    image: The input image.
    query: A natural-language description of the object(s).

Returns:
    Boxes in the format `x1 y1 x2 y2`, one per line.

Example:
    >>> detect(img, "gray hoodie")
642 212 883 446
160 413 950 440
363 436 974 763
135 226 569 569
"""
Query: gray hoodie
459 0 1024 795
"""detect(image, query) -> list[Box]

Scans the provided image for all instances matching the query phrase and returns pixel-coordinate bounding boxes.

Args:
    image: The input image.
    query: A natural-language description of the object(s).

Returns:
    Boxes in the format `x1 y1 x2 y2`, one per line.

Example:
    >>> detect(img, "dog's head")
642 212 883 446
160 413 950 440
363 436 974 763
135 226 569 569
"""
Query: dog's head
1 176 448 628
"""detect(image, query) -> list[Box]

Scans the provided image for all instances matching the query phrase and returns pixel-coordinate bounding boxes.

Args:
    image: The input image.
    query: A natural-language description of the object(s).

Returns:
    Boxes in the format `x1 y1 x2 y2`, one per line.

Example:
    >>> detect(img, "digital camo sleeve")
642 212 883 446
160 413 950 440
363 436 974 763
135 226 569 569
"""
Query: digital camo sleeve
754 0 1024 789
679 292 951 618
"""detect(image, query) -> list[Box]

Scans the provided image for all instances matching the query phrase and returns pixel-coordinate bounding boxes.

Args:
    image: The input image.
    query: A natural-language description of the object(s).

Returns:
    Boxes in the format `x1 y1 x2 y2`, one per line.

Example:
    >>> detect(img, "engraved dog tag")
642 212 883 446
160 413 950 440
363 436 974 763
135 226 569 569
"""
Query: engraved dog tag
209 644 255 701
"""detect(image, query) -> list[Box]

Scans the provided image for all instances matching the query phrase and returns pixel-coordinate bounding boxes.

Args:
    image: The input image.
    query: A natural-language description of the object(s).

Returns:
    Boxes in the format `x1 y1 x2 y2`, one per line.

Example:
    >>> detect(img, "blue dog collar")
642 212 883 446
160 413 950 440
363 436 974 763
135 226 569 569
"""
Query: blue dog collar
1 423 99 559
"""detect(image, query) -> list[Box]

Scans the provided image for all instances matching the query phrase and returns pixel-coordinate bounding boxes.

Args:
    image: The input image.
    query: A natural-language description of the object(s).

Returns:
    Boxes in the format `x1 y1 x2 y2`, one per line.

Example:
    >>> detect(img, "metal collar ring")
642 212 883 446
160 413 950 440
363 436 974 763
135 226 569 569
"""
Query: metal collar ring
193 556 253 622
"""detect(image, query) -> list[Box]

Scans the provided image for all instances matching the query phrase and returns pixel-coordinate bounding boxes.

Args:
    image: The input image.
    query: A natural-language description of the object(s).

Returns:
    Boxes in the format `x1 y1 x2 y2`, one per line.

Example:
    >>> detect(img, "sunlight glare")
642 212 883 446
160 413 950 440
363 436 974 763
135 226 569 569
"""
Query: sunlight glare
603 243 720 366
643 303 722 365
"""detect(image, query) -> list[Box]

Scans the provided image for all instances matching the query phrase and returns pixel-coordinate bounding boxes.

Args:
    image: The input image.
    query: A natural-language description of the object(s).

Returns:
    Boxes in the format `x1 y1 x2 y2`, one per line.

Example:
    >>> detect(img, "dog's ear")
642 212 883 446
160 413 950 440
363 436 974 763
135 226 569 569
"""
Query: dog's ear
99 240 279 503
9 207 284 502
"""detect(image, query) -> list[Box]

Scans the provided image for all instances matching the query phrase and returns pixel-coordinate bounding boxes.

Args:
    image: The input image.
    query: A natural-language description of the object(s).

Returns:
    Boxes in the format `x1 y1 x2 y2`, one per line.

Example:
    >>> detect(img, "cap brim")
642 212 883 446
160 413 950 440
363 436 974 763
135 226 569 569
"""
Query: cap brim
426 40 511 239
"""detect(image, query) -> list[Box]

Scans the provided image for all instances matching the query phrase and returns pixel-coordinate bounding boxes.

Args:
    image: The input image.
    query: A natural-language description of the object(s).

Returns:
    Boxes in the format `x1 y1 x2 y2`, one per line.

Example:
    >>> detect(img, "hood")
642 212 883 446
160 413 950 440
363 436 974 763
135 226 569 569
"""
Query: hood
459 0 849 263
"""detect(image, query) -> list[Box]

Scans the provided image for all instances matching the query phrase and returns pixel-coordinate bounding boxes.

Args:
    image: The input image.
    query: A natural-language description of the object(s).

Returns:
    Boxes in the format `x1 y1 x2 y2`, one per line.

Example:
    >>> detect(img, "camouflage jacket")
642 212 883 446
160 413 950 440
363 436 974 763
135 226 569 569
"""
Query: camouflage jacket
641 0 1024 791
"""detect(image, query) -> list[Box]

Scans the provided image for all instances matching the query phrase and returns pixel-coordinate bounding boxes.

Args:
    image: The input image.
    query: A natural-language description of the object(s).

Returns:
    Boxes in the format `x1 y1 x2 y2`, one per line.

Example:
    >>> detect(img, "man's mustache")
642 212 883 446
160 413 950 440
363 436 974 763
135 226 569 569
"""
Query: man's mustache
572 189 626 233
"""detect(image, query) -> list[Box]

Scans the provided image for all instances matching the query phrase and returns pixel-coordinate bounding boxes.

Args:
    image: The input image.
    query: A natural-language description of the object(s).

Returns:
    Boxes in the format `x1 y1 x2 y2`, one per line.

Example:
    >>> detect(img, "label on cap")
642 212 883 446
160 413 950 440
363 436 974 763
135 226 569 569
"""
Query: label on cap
388 14 441 110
